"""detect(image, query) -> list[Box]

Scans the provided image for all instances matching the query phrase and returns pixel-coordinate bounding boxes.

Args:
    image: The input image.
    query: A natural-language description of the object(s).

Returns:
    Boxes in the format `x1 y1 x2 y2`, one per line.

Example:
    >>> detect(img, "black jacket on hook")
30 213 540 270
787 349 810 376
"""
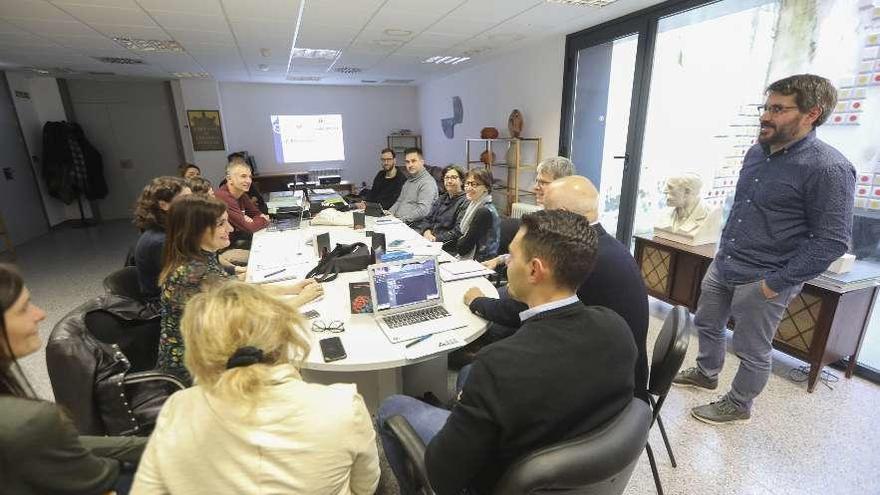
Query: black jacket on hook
42 121 108 204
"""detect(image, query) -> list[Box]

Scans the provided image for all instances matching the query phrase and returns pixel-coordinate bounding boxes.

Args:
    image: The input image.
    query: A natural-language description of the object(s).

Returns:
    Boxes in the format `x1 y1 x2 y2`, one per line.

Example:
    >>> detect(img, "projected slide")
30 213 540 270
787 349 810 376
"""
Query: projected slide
271 114 345 163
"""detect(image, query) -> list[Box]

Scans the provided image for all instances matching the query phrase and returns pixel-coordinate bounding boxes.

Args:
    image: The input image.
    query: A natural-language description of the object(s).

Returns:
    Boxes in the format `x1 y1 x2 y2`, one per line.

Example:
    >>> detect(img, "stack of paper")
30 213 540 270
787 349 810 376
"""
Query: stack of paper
810 260 880 293
439 259 495 282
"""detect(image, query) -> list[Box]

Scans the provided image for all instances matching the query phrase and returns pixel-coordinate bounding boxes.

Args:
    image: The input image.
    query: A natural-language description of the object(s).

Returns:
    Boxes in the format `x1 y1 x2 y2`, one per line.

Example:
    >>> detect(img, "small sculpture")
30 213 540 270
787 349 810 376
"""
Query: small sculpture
508 109 523 138
654 173 722 246
480 150 495 166
481 127 499 139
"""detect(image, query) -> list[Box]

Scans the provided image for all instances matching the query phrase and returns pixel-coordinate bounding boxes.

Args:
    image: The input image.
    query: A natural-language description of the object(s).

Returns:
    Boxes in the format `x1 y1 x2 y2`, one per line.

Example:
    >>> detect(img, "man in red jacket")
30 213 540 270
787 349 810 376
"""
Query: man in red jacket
215 157 269 244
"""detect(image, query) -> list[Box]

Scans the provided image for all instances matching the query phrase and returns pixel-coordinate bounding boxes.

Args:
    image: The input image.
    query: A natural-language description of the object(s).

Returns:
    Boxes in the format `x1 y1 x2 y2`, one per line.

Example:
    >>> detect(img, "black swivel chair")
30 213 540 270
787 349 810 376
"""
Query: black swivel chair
103 266 146 302
497 217 521 256
385 398 652 495
644 305 692 495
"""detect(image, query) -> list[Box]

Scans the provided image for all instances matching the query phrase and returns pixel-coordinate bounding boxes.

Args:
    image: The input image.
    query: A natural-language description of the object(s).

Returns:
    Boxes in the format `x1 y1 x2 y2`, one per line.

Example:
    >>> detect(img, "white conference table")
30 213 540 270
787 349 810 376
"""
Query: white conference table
246 216 497 412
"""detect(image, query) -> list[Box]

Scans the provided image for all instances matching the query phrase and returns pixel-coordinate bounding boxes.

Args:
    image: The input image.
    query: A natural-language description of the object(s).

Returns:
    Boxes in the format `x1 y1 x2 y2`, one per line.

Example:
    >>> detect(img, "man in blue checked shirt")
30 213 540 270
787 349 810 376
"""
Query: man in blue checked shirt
673 74 856 424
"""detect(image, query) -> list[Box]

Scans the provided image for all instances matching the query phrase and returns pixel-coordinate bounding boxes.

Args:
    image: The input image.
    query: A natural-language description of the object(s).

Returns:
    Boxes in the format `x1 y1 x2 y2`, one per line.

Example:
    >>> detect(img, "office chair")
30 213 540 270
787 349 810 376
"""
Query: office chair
103 266 146 302
385 398 652 495
645 305 691 495
47 296 184 436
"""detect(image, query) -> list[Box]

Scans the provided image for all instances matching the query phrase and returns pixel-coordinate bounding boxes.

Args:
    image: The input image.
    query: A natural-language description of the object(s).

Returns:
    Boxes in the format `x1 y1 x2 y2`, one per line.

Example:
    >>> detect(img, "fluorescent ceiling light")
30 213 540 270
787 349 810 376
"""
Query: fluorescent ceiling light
113 37 184 52
422 56 471 65
286 0 309 75
545 0 620 6
291 48 340 60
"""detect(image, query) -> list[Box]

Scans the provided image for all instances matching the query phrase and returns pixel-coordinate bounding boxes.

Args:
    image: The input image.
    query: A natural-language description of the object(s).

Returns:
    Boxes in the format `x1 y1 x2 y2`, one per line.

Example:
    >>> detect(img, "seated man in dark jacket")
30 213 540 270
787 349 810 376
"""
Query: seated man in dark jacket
377 209 637 495
357 148 406 210
410 165 467 252
463 175 650 401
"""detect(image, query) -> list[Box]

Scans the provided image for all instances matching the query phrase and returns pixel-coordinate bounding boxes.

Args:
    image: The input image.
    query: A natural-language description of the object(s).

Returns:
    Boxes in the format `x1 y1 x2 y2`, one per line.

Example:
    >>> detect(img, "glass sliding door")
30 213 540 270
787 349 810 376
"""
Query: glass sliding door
633 0 780 239
567 33 639 235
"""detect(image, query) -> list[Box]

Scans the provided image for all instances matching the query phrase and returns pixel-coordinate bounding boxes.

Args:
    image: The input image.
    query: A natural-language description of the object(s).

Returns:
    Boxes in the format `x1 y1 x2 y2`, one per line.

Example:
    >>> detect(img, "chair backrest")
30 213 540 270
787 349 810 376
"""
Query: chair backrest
497 217 521 256
648 305 691 397
492 399 653 495
103 266 145 301
85 310 160 372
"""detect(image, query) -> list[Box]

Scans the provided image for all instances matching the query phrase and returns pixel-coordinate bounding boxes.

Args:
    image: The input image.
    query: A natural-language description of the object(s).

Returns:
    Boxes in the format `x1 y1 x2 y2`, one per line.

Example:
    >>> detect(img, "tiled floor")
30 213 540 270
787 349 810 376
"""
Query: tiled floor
6 220 880 494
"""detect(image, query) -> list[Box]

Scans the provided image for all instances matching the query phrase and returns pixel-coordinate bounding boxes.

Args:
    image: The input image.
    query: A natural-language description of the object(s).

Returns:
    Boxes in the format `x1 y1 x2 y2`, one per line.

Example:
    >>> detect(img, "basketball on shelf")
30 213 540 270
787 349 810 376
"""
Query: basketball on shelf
508 109 523 138
480 127 499 139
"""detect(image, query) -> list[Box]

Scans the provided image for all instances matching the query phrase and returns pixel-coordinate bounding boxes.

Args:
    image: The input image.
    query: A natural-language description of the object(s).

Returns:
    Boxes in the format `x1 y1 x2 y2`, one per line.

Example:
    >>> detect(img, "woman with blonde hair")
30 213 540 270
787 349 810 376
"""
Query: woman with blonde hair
157 195 322 383
132 282 379 494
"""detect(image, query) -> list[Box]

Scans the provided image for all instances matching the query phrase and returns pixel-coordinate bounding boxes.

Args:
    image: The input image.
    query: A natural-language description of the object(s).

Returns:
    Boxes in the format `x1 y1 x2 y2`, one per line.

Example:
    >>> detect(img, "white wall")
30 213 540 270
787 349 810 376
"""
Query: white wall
170 79 228 187
66 80 182 220
418 36 566 168
6 74 84 225
219 82 419 187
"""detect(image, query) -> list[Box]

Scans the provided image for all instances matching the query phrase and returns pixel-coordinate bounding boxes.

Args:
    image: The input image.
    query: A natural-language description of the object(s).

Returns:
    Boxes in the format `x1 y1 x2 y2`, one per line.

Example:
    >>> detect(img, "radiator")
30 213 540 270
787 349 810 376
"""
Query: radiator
510 202 542 219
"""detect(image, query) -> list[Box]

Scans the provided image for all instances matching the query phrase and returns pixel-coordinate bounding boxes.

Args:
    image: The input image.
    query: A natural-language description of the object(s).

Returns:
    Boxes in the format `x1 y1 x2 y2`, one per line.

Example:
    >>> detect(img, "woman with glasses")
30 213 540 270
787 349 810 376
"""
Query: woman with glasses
132 282 380 494
157 195 322 384
411 165 468 251
0 263 146 495
454 168 500 261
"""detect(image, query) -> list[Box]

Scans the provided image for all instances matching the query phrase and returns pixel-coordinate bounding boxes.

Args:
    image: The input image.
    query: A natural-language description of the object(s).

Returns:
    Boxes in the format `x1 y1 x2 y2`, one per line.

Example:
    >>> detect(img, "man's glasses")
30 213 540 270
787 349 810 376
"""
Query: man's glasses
757 105 799 115
312 319 344 333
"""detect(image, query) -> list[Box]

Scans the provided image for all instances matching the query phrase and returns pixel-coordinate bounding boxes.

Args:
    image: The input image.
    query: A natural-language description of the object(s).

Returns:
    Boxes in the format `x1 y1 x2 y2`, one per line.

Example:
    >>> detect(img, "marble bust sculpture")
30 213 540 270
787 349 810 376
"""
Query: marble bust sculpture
654 173 721 246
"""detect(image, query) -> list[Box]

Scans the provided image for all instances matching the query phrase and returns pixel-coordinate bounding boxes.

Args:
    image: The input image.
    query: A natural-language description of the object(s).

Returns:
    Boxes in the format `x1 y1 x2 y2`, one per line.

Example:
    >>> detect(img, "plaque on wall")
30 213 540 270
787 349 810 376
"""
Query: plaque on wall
187 110 225 151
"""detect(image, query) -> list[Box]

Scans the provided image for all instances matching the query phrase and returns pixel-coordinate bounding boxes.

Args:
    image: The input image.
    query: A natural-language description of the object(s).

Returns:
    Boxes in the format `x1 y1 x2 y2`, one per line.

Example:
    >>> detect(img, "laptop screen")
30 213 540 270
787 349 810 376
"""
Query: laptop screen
373 258 440 311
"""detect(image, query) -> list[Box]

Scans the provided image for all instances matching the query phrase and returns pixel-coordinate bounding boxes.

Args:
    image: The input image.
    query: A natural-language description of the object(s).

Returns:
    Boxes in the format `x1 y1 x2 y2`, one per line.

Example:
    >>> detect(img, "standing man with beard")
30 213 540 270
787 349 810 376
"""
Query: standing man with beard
674 74 856 424
357 148 406 210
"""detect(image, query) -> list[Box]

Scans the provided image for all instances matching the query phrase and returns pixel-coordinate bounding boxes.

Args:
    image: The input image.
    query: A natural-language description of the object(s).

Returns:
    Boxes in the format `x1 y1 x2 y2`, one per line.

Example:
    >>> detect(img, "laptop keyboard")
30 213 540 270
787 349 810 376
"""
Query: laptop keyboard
384 306 450 329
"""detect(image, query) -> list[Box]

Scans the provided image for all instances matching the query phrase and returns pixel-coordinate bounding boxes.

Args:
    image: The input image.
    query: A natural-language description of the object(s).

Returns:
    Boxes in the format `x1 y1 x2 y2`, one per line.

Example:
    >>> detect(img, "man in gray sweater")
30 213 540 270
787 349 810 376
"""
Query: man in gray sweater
389 147 438 223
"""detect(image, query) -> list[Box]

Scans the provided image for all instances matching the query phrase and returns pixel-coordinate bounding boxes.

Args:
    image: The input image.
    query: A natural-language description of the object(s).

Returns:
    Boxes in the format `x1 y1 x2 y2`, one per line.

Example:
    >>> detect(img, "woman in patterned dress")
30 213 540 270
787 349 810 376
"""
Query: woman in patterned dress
156 195 322 383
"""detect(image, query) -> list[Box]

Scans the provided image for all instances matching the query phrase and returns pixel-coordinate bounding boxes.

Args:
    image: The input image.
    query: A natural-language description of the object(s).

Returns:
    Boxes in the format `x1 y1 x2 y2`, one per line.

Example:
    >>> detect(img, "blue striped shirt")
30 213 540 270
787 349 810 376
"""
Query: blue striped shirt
715 130 856 293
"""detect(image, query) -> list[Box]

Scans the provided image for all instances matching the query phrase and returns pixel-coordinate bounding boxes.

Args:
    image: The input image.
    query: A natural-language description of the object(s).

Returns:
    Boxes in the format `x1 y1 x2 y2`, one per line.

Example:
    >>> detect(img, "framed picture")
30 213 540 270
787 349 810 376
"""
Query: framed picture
186 110 225 151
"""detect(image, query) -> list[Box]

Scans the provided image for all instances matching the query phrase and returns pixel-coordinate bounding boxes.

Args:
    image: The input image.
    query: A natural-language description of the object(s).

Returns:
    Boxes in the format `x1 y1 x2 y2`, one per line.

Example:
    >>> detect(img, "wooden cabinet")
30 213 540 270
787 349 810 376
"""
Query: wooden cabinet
634 234 876 392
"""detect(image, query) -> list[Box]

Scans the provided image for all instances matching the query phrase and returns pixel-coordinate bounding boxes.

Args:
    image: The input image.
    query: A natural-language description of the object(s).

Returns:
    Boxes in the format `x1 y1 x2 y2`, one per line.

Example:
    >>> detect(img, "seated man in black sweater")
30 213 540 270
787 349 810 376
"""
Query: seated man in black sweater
356 148 406 210
377 209 637 495
463 175 650 401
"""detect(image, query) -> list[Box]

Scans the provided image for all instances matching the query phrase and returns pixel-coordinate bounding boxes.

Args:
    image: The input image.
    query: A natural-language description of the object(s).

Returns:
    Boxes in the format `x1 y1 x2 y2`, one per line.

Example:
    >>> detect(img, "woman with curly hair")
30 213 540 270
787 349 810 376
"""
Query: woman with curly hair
186 176 214 196
132 176 190 302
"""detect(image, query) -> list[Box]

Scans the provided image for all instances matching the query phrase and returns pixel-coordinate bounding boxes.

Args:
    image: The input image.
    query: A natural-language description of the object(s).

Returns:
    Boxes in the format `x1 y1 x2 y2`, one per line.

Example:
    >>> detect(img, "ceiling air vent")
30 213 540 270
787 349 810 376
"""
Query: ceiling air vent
361 79 378 83
334 66 362 74
113 38 184 52
382 79 415 84
87 71 117 76
287 75 322 81
93 56 145 65
545 0 620 6
171 72 211 79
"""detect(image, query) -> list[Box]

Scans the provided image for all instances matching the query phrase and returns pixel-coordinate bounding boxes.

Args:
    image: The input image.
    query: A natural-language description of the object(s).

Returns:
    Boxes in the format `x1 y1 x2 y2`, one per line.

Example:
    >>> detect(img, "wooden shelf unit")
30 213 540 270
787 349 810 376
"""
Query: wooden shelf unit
465 137 542 215
386 134 422 164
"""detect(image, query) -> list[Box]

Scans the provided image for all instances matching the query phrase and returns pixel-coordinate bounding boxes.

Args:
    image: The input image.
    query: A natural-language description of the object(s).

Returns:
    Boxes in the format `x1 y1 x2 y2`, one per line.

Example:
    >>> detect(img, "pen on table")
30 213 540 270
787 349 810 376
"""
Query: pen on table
405 334 432 348
263 268 286 279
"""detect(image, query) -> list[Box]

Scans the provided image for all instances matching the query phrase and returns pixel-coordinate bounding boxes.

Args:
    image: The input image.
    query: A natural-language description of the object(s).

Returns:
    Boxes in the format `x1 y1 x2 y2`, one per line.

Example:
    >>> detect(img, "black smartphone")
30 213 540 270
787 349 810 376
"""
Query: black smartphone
371 232 386 258
319 337 347 362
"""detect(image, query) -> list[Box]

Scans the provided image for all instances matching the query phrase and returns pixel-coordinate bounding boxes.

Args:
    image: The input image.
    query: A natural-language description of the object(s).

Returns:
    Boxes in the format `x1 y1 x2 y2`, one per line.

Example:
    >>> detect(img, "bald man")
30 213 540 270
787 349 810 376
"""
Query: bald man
464 176 650 401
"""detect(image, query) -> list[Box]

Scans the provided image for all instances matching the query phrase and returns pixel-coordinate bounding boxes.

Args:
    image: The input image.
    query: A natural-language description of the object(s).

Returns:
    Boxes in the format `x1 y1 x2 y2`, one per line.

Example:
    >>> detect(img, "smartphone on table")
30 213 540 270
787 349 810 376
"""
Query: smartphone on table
319 337 347 363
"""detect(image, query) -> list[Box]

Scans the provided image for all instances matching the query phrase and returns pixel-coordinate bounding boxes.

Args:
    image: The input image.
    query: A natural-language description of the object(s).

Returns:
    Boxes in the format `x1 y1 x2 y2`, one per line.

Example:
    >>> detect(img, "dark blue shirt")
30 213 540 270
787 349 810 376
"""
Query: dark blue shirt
716 130 856 292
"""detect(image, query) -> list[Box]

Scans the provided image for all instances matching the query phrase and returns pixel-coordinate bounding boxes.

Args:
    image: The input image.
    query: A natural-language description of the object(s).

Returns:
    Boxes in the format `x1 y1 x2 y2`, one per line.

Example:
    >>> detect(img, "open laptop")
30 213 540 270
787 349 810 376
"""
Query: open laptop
368 256 465 343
